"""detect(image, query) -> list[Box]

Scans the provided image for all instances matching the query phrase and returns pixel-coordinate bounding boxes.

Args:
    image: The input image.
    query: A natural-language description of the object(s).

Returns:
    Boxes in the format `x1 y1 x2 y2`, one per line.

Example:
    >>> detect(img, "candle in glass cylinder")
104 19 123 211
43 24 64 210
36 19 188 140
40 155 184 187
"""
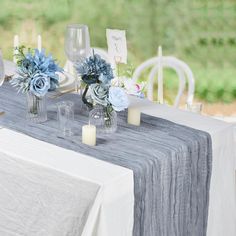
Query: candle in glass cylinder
82 124 96 146
127 107 141 126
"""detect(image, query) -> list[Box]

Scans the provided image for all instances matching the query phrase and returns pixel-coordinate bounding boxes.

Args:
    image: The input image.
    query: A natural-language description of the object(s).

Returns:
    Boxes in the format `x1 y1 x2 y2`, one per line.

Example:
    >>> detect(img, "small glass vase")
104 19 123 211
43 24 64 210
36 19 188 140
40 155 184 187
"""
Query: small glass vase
26 92 47 123
89 105 117 134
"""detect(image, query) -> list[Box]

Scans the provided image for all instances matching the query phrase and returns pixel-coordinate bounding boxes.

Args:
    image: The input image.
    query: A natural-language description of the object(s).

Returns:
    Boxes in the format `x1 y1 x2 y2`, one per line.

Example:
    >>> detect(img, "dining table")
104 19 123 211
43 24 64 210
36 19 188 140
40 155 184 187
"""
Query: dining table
0 61 235 236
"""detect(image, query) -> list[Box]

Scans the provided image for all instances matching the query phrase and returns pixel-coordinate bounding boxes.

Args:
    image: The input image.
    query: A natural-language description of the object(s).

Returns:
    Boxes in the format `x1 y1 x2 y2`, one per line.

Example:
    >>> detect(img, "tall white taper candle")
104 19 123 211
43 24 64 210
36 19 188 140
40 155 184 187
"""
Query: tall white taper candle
37 35 42 52
13 35 19 64
157 46 163 104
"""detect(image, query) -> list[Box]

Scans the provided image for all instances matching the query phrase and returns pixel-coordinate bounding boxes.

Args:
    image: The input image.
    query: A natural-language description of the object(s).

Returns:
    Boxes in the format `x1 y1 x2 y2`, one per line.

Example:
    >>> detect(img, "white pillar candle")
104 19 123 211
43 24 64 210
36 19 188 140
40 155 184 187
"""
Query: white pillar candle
82 124 96 146
157 45 163 104
37 35 42 52
127 107 141 126
13 35 19 64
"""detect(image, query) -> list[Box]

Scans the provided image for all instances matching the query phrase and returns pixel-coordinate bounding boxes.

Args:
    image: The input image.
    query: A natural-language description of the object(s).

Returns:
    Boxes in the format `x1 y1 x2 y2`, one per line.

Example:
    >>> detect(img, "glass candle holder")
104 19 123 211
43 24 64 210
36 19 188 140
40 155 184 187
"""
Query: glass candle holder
186 102 203 114
57 101 74 136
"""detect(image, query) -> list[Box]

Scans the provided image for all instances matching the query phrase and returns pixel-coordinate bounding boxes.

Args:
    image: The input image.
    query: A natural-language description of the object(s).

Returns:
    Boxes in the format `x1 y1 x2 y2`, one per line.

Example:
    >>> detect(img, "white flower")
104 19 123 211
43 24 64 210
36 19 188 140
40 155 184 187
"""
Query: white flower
123 79 146 97
108 87 129 111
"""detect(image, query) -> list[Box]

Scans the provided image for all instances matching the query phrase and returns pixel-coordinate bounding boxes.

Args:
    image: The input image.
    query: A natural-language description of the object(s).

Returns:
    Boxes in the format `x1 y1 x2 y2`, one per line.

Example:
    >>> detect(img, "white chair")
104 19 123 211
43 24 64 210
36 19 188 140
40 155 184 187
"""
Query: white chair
132 56 195 107
92 47 110 63
0 50 5 86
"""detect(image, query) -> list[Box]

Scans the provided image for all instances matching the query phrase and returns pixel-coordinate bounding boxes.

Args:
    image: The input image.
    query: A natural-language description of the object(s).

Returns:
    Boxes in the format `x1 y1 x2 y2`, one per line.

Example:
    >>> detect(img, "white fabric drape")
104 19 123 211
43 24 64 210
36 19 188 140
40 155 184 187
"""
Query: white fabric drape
129 96 236 236
0 129 134 236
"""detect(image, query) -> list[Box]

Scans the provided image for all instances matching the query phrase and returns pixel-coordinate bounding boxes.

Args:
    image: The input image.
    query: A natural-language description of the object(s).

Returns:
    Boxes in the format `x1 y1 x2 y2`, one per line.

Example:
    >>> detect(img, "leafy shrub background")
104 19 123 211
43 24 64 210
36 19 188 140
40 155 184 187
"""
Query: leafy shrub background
0 0 235 103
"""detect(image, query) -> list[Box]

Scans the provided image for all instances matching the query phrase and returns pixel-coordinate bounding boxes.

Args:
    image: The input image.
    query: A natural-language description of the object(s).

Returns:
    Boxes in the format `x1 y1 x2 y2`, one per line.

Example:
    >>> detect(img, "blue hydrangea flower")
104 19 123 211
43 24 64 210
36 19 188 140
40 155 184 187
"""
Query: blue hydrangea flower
75 54 114 86
30 73 50 97
108 87 129 111
99 73 112 85
32 49 62 91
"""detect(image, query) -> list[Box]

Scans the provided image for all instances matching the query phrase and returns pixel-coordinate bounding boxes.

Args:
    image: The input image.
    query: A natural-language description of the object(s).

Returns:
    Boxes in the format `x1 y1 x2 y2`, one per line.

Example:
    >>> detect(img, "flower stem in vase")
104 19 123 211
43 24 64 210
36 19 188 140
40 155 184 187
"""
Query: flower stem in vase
30 96 40 115
82 84 93 109
104 106 112 127
26 92 47 123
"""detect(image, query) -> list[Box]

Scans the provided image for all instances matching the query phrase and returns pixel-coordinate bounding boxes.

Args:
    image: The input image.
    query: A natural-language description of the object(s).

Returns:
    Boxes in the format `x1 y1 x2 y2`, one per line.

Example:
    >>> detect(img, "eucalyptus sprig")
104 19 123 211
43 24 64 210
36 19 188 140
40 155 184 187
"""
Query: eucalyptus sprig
14 46 33 66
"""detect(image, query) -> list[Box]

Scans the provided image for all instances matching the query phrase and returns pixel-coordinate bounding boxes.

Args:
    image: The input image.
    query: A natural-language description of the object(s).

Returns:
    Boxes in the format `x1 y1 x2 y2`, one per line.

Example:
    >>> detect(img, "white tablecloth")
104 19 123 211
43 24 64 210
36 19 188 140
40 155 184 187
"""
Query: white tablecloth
1 98 235 235
0 128 134 236
1 61 235 235
129 96 236 236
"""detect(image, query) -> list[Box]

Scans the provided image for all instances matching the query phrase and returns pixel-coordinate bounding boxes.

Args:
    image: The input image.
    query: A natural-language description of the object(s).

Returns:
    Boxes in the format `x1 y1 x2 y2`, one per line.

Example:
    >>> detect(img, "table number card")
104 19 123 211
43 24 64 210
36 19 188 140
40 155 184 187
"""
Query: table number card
106 29 127 64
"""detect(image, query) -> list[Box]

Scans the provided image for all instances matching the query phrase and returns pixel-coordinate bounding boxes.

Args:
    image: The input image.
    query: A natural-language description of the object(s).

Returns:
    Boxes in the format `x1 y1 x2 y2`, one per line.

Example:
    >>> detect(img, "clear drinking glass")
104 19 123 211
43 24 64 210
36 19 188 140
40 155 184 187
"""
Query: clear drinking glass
186 102 203 114
57 101 74 136
0 49 5 86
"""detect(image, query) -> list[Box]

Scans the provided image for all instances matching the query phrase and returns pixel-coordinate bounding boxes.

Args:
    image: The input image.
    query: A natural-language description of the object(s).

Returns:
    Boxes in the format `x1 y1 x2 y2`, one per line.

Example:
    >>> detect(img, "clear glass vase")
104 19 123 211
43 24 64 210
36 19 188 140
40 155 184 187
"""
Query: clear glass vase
26 92 47 123
89 105 117 134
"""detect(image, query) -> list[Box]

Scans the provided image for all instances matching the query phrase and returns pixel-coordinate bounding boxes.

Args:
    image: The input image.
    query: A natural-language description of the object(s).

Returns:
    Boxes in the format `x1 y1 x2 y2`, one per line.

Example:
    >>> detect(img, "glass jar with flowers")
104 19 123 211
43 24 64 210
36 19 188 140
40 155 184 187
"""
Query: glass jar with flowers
75 53 129 134
11 46 63 123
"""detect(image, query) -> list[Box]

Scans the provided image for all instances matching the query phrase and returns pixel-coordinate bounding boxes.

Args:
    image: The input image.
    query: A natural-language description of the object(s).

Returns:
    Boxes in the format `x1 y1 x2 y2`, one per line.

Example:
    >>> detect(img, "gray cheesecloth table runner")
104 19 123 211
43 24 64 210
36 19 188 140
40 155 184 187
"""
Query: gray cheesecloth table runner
0 83 212 236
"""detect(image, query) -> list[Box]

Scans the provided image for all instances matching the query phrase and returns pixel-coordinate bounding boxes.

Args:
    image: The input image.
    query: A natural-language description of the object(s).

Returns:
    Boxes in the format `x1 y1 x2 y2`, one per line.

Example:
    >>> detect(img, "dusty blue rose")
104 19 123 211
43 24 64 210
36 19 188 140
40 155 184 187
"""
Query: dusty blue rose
108 87 129 111
90 83 109 106
30 74 50 97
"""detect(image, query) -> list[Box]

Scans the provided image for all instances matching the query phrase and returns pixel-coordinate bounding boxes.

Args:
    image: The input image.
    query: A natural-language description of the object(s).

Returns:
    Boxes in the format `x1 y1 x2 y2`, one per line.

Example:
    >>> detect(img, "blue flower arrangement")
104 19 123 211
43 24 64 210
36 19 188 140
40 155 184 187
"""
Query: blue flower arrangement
75 53 129 113
11 46 63 97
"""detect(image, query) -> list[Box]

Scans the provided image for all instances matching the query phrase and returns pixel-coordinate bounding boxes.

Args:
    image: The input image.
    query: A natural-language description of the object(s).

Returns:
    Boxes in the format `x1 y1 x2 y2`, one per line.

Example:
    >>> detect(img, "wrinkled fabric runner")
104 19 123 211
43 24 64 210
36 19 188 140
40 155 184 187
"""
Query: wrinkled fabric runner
0 83 212 236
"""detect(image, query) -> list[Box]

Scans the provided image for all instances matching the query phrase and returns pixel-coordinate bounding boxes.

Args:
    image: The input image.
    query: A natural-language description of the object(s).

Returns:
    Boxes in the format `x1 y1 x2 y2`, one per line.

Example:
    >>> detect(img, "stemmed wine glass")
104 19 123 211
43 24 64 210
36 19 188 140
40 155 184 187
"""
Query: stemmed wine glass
64 24 91 94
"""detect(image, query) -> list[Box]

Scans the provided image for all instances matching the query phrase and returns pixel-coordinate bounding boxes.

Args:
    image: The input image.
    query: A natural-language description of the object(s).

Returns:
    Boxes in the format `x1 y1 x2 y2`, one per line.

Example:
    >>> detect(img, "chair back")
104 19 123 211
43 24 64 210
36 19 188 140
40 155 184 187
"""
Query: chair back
92 47 110 62
64 47 116 74
0 50 4 86
132 56 195 107
92 47 117 70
